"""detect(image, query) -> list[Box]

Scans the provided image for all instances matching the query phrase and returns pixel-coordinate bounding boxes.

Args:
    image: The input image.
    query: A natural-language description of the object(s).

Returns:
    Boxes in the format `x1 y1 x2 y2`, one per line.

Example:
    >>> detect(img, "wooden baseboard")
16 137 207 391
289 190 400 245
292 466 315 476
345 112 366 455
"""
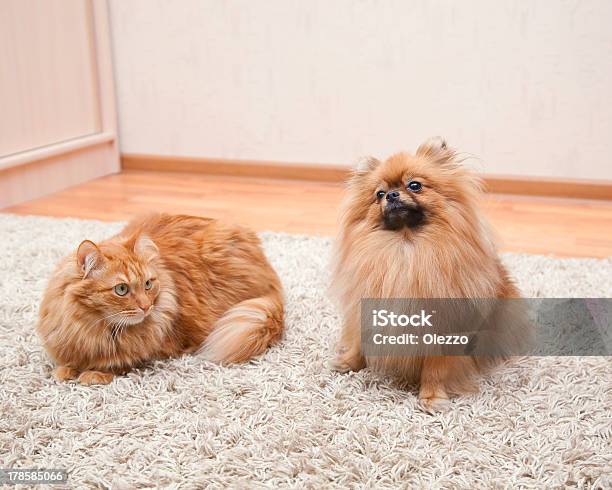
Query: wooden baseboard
121 153 612 201
482 175 612 201
0 141 120 208
122 153 349 183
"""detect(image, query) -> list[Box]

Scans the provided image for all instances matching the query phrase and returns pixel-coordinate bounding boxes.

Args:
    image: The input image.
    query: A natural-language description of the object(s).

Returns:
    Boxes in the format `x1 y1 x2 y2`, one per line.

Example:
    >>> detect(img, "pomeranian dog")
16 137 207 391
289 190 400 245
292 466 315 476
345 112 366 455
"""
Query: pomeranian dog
330 137 522 411
37 213 284 385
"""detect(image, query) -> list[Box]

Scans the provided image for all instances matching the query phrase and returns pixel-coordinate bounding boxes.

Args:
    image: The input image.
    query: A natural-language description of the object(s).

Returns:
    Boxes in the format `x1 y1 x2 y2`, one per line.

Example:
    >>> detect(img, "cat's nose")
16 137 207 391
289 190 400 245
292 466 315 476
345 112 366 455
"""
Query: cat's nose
137 300 152 313
139 305 153 316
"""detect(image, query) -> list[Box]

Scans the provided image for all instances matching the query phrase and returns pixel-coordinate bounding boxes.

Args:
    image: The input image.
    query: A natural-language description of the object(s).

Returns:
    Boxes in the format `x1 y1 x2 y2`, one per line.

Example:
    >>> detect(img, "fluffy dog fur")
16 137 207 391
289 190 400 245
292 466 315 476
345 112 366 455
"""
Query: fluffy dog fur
330 137 521 411
37 213 284 385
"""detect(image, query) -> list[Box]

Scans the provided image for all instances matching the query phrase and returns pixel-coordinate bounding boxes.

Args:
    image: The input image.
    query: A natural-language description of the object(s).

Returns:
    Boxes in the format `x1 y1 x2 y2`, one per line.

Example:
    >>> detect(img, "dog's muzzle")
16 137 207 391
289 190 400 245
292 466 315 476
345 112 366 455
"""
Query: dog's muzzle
383 202 425 230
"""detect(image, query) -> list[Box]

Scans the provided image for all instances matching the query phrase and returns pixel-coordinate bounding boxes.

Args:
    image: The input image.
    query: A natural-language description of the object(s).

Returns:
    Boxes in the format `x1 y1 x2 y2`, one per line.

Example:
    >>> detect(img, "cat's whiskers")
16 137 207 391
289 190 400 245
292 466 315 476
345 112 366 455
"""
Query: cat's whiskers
109 310 145 345
58 311 125 351
118 321 130 343
105 310 140 343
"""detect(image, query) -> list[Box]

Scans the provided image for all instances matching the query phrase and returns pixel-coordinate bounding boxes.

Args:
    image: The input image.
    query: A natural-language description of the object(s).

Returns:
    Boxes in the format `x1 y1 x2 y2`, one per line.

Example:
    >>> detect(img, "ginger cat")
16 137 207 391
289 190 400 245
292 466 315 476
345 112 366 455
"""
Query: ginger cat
37 213 284 385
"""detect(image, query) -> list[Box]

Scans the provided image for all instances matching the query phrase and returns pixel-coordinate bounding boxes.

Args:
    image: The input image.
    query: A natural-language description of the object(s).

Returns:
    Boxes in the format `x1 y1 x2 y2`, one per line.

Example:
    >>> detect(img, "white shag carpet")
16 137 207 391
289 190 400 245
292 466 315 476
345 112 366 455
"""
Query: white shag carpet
0 214 611 489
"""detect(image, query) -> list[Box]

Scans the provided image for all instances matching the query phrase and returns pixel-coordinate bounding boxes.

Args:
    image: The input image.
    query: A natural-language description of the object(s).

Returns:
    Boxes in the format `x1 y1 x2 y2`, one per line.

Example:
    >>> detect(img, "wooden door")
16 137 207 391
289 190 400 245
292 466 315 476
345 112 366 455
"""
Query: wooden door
0 0 119 208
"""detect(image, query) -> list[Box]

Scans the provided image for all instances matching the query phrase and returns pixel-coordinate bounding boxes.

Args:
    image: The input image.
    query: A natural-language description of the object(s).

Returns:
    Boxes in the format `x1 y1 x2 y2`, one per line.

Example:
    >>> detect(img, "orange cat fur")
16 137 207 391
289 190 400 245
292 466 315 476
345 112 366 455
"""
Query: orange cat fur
37 213 284 385
330 137 521 411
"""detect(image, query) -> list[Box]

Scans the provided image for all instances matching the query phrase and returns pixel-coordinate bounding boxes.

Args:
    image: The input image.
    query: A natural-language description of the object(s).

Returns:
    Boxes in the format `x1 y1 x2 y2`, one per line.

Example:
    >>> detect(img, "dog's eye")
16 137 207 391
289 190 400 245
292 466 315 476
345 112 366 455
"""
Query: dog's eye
407 181 422 192
376 190 386 199
114 283 129 296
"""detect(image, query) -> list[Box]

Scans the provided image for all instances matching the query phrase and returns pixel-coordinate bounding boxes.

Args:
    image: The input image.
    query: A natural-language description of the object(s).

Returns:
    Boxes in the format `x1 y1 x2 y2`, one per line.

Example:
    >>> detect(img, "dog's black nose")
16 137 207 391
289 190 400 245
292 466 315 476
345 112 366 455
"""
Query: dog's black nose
386 191 400 202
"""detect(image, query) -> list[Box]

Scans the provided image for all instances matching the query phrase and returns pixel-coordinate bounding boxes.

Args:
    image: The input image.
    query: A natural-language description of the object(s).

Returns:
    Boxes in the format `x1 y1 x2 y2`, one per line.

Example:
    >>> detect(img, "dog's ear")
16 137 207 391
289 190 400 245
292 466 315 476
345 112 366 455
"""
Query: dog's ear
354 156 381 175
416 136 448 158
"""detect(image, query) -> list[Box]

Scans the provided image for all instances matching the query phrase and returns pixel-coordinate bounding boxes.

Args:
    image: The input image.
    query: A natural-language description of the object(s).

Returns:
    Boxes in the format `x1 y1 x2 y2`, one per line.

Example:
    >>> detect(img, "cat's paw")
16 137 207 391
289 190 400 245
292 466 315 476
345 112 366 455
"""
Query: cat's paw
78 370 114 385
53 366 79 381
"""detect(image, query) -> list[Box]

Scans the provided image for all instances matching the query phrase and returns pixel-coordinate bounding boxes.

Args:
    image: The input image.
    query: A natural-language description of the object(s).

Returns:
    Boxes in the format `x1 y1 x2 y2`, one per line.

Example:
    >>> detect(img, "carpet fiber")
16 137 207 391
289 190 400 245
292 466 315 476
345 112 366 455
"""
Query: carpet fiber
0 214 610 488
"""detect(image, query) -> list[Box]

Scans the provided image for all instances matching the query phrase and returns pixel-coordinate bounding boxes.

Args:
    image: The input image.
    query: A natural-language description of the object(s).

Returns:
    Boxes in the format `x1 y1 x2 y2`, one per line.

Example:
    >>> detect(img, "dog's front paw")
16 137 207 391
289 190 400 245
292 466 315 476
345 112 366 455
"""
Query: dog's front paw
418 395 451 413
53 366 79 381
78 370 114 385
418 384 451 413
329 354 354 373
329 347 366 373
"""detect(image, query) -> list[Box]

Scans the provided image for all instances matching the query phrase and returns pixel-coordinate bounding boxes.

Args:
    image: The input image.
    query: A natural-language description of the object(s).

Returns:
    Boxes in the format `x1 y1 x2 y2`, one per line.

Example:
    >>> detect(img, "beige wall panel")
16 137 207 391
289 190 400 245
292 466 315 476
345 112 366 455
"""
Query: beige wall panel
0 0 101 156
109 0 612 180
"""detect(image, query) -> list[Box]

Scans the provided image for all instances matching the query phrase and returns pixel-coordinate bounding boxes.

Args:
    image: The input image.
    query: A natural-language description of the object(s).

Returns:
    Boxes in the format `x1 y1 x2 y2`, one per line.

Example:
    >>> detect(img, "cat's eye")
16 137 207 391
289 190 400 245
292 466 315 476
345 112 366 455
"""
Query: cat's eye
114 283 129 296
376 190 386 199
407 181 422 192
145 279 153 290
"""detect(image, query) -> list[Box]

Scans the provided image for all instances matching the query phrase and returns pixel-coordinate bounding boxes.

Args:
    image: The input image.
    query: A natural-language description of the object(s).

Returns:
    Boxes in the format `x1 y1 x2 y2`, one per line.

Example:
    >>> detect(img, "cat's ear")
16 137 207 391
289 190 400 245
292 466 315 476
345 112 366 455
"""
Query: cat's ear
77 240 104 279
353 156 381 176
134 235 159 262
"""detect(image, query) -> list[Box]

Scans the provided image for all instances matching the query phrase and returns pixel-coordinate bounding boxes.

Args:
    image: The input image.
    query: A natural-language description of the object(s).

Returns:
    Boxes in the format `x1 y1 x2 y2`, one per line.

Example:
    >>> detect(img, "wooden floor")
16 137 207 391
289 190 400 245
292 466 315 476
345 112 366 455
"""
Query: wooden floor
4 169 612 258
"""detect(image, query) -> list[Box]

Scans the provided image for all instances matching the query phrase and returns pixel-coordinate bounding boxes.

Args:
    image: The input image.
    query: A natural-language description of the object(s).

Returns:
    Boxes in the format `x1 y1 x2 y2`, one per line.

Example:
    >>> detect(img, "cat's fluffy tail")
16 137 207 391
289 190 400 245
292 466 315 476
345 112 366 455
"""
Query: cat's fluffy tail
198 292 284 363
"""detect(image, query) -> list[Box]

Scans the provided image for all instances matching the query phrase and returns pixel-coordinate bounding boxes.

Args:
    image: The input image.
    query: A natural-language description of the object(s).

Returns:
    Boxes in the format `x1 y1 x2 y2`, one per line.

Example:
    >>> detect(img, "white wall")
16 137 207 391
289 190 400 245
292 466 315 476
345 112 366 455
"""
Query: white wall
109 0 612 179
